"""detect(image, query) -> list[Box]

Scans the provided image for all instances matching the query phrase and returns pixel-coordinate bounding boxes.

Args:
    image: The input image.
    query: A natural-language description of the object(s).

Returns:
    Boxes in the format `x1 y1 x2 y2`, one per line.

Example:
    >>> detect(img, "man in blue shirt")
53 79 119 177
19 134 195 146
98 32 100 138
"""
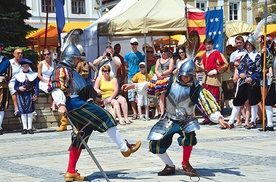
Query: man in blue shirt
124 38 145 120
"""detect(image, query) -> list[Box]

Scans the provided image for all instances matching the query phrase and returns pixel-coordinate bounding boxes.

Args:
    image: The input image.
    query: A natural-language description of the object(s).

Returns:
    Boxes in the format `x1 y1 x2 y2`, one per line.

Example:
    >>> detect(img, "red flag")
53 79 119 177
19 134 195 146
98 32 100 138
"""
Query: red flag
187 11 206 54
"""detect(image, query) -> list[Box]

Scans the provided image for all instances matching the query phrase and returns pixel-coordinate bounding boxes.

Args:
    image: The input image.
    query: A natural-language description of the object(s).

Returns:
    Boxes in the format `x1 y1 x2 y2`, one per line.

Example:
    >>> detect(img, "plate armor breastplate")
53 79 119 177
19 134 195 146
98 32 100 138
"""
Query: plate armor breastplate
66 70 87 96
166 83 195 120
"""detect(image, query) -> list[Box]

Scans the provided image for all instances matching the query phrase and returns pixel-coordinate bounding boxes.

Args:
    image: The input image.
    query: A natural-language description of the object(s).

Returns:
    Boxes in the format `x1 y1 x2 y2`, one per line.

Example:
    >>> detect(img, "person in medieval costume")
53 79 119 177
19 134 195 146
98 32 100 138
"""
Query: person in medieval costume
226 36 262 130
0 43 12 135
262 38 276 131
122 30 230 177
52 46 69 132
196 37 229 125
14 58 39 134
123 60 230 177
48 29 141 181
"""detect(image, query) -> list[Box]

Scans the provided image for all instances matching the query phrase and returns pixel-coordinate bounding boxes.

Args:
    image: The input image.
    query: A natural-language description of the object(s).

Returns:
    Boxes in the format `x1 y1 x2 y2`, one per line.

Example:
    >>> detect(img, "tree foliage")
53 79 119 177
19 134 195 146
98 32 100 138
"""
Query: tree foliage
0 0 39 68
0 0 36 47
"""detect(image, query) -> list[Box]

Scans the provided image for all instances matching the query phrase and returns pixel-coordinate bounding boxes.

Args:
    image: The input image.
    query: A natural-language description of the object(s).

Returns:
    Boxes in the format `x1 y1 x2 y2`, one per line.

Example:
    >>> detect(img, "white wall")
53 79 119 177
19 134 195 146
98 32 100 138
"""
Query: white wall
25 0 99 28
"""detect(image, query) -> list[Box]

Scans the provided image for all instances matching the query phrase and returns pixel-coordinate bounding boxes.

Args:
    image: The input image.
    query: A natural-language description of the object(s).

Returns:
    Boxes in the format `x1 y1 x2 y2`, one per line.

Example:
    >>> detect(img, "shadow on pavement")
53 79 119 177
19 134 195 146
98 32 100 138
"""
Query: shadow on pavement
196 167 245 177
87 170 153 181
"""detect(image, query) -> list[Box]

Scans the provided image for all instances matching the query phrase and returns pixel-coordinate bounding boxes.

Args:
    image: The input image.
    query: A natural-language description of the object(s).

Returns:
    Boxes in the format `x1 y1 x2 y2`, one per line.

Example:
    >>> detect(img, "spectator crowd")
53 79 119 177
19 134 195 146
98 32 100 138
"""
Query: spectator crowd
0 34 275 136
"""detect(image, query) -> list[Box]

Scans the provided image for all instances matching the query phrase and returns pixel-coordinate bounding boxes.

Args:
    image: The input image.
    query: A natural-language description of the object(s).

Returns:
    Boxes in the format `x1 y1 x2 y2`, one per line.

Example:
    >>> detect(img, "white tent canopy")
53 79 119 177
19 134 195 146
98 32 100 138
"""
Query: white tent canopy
82 0 138 61
97 0 188 37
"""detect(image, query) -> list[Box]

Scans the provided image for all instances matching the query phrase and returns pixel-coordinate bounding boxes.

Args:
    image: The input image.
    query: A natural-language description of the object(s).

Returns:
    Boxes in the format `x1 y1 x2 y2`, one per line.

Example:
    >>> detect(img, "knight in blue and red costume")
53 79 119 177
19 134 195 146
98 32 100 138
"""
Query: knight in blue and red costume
48 43 141 182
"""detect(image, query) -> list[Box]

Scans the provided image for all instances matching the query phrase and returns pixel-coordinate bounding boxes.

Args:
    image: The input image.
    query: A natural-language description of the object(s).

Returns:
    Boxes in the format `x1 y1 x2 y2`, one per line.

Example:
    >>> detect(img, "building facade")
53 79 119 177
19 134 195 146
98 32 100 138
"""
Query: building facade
186 0 261 25
22 0 119 28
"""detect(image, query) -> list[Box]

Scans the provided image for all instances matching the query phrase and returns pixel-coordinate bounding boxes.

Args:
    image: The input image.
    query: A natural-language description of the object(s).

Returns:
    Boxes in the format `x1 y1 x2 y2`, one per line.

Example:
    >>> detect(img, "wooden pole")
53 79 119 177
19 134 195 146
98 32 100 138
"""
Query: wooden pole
44 0 50 49
261 0 268 131
184 1 189 42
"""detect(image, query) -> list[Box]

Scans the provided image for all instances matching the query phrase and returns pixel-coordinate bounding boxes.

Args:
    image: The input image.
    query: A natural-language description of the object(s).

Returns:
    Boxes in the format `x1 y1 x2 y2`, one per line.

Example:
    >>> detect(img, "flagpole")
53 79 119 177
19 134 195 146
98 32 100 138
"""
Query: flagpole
56 0 65 47
44 0 50 49
184 1 189 43
261 0 268 131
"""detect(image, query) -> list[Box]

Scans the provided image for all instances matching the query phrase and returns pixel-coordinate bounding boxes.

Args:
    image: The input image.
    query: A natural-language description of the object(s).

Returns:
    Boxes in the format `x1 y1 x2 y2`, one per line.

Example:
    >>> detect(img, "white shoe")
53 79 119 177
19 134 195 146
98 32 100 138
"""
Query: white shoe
33 111 37 116
139 115 146 121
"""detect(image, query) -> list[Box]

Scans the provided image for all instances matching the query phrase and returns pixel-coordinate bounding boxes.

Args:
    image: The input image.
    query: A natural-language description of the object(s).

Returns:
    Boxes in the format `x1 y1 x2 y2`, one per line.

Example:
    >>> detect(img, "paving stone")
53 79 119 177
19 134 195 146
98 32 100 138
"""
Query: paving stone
0 114 276 182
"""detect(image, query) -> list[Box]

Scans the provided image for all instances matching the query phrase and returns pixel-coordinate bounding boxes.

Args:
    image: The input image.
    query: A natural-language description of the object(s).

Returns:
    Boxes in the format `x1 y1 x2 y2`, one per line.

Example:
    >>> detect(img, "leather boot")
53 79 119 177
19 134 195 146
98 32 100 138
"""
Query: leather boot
121 140 141 157
158 164 175 176
63 172 87 181
182 161 198 177
57 116 68 132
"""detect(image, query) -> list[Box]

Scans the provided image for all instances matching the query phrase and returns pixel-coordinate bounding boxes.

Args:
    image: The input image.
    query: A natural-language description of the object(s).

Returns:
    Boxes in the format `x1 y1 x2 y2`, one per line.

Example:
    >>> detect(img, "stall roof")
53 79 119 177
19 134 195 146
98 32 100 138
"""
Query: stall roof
252 24 276 35
26 22 92 39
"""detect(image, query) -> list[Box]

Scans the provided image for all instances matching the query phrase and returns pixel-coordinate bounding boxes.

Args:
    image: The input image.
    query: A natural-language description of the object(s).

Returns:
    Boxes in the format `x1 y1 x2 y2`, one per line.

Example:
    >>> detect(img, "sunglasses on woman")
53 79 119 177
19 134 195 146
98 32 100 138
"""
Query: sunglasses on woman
44 53 51 56
160 50 168 54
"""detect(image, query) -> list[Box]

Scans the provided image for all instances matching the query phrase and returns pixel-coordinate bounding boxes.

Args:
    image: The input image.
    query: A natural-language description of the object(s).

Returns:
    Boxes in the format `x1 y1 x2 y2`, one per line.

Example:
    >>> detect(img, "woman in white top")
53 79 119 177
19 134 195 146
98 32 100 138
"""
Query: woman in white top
37 48 57 111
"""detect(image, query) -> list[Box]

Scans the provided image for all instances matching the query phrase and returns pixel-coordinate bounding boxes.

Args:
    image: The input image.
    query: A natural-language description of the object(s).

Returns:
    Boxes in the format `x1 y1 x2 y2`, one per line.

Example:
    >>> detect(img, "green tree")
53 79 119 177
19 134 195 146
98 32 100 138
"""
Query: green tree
0 0 39 68
0 0 36 46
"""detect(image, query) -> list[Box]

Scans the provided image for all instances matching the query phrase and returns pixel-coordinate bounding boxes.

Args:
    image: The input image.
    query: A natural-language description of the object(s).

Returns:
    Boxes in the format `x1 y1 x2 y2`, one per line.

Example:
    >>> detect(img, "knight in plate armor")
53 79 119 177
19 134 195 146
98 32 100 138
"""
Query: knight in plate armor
14 58 39 135
122 59 230 177
48 29 141 182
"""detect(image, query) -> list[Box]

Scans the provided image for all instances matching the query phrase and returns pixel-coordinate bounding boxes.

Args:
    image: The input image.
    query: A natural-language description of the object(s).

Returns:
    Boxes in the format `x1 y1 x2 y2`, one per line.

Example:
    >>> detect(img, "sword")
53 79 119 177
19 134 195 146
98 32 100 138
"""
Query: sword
67 117 110 182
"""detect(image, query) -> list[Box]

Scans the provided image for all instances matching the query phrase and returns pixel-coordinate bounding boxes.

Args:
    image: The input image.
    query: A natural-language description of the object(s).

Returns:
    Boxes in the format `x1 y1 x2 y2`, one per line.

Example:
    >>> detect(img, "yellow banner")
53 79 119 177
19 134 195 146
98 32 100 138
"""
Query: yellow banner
187 20 206 27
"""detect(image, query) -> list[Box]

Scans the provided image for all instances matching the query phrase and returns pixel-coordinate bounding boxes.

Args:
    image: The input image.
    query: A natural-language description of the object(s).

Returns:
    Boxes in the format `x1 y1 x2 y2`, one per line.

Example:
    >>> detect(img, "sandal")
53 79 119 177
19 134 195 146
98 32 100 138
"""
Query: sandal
132 114 138 120
124 119 131 124
235 122 243 127
220 125 227 130
118 119 126 125
50 107 58 112
245 124 256 129
249 122 255 125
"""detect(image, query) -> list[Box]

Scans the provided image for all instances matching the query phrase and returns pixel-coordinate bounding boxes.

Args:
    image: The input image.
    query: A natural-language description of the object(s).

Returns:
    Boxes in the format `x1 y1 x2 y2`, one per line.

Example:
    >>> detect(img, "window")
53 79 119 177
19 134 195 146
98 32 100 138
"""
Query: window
41 0 56 13
229 3 239 20
71 0 86 14
196 1 207 11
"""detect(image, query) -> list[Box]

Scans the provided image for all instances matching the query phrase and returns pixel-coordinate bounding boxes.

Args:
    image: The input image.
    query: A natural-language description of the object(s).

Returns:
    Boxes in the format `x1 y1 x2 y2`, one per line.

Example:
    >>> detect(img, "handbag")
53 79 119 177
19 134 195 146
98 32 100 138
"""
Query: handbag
104 104 116 119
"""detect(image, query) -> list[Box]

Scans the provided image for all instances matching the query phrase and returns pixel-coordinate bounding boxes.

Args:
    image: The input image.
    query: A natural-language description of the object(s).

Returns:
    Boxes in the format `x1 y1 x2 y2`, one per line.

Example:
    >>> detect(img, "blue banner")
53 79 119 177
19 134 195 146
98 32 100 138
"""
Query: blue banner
56 0 65 45
205 8 223 52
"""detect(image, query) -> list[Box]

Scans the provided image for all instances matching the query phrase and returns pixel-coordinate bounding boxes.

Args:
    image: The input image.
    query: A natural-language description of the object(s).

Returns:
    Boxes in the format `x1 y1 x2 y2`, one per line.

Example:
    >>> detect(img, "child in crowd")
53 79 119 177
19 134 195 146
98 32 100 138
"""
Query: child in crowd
132 62 151 121
14 58 39 134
